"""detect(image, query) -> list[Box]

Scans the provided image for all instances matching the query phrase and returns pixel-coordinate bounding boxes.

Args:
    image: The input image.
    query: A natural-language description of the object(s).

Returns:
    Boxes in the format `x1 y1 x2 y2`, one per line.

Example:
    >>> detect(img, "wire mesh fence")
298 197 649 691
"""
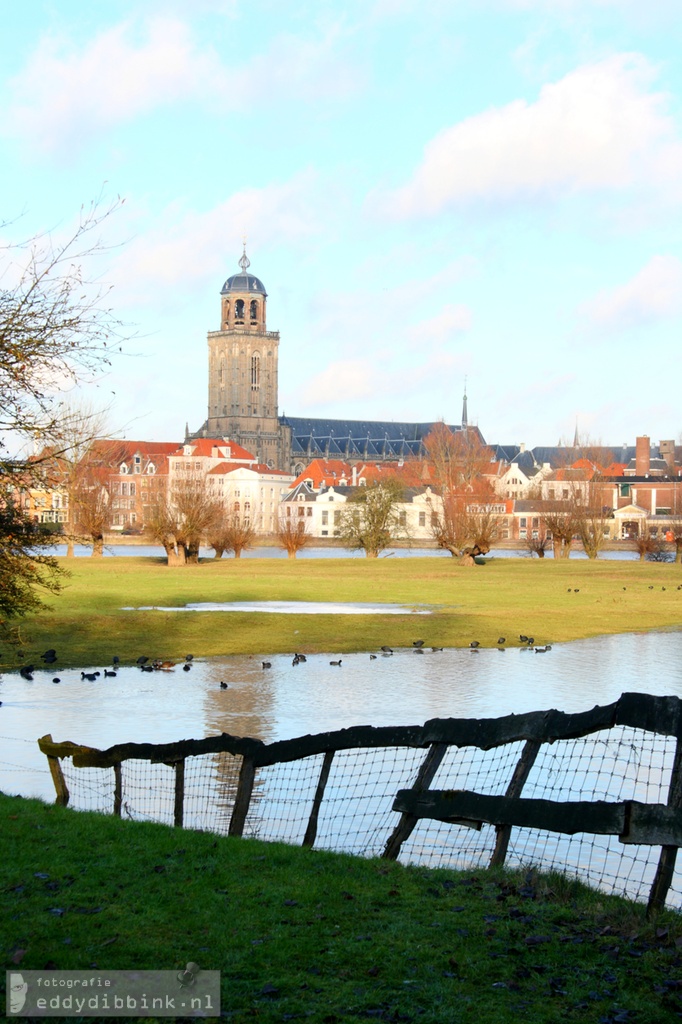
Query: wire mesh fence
38 692 682 912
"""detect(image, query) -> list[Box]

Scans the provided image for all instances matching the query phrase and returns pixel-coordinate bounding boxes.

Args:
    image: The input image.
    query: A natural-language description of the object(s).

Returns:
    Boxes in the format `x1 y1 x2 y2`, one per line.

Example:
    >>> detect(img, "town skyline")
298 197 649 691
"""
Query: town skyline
2 2 681 449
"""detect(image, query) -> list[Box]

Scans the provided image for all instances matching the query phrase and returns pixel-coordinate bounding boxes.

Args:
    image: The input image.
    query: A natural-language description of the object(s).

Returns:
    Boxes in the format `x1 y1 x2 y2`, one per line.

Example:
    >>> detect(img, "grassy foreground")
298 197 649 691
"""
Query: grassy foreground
2 793 682 1024
2 554 682 668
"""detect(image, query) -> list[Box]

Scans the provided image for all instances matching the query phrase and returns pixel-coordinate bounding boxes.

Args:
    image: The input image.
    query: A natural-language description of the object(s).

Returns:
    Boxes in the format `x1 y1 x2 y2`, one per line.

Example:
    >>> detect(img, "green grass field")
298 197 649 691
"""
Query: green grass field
3 554 681 668
2 793 681 1024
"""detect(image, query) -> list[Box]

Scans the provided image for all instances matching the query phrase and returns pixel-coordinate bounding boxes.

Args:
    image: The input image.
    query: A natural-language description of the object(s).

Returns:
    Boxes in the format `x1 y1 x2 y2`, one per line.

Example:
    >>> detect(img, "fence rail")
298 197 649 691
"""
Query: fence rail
38 691 682 915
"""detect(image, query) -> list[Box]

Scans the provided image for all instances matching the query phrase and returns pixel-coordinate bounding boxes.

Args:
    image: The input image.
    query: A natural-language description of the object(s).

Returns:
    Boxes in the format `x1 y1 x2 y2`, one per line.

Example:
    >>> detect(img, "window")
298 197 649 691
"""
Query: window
321 511 329 525
121 482 129 496
532 517 539 528
298 506 305 517
419 511 426 527
620 483 631 497
250 299 258 322
307 507 313 517
120 463 128 474
656 507 672 516
333 510 340 525
251 353 260 390
399 510 407 526
134 455 141 474
235 299 245 321
519 528 527 539
520 517 527 528
130 482 136 496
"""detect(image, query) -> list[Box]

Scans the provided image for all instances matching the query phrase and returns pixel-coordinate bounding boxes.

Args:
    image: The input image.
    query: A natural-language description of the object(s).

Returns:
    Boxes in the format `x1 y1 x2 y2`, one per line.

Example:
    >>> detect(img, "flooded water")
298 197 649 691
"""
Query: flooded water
2 630 681 804
50 543 640 560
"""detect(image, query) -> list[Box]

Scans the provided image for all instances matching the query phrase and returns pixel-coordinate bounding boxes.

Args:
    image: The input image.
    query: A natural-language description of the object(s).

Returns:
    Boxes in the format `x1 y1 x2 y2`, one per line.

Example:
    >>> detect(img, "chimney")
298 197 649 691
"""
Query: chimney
635 436 650 477
659 439 676 474
352 465 357 486
519 443 526 453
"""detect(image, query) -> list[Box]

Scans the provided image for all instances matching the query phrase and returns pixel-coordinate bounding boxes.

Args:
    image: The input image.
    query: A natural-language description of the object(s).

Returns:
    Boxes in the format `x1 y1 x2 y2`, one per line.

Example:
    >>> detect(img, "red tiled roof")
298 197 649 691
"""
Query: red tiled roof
207 462 292 477
169 438 256 462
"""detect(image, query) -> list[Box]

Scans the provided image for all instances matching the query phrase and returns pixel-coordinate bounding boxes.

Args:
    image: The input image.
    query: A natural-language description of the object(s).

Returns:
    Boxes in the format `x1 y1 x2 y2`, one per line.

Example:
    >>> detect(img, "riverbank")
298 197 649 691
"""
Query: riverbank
2 792 680 1023
3 556 681 669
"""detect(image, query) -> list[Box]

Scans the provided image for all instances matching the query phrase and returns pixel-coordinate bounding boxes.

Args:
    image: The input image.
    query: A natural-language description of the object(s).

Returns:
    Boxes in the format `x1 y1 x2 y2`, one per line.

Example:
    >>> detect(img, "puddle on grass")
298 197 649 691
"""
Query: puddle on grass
121 601 433 615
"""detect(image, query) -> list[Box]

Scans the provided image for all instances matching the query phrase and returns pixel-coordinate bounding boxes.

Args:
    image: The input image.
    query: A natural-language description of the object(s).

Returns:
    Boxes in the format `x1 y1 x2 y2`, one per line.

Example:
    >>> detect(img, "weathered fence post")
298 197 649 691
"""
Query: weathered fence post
113 762 122 817
174 759 185 828
382 742 448 860
46 754 69 807
489 739 542 868
303 750 335 848
229 756 257 837
647 735 682 917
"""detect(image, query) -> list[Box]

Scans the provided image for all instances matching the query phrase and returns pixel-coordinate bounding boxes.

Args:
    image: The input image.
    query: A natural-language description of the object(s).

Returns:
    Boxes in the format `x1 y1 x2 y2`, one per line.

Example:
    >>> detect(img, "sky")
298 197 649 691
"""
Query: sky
1 0 681 450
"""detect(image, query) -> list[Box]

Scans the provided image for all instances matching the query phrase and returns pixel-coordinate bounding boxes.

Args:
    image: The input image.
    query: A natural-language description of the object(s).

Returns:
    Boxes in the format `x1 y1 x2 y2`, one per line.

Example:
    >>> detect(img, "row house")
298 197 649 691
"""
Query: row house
168 438 295 533
108 441 178 531
279 483 446 541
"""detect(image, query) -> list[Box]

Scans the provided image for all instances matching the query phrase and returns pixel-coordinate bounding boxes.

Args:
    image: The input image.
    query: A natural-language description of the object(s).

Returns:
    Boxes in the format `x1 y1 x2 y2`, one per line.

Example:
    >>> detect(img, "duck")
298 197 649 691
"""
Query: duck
183 663 191 672
469 641 480 649
104 669 117 678
81 671 98 681
329 659 342 666
262 661 272 669
380 646 393 654
497 638 506 645
412 640 425 648
369 654 377 660
220 681 228 689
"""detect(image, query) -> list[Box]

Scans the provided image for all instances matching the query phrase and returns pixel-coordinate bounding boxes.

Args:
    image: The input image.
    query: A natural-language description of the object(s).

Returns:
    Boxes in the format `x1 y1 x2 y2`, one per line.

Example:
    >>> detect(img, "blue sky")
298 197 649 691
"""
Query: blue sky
2 0 681 448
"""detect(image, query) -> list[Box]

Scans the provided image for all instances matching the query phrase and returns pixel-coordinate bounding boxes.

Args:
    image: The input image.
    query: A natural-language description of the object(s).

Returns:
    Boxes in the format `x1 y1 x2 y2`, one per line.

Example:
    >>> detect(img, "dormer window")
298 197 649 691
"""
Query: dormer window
134 454 141 474
120 463 128 474
147 463 156 475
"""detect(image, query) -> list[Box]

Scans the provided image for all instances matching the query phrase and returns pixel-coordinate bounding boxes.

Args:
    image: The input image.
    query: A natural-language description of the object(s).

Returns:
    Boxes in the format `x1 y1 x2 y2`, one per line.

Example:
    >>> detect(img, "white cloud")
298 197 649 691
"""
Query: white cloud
582 254 682 331
380 54 682 217
3 17 360 153
109 171 323 304
408 303 471 344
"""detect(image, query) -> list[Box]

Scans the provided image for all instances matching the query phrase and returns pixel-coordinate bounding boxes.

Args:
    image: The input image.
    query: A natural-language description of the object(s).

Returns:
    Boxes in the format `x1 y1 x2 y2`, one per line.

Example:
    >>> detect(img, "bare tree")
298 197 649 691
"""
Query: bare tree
423 422 495 491
542 508 577 559
275 512 310 559
44 403 111 556
0 196 127 634
431 494 501 564
1 196 127 447
339 480 405 558
146 472 222 566
208 508 257 559
525 531 550 558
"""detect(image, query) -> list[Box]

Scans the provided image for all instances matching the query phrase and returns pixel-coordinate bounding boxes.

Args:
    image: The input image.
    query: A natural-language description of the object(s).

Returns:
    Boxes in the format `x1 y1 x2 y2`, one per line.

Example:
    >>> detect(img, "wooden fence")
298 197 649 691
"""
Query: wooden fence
38 691 682 916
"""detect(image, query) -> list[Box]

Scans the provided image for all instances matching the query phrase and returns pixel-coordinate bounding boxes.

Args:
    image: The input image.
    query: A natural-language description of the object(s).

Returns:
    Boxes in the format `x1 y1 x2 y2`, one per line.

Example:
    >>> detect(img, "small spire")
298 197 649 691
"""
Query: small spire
461 380 468 429
238 238 250 274
573 420 580 449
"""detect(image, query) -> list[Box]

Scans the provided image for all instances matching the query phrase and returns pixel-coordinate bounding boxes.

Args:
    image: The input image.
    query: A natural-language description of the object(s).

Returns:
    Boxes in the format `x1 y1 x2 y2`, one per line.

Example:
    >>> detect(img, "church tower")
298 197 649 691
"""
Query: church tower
205 248 289 468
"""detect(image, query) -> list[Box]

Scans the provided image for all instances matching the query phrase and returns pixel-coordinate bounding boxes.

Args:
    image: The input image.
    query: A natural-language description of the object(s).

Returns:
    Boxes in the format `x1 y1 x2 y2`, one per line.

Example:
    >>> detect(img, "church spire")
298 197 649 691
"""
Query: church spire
238 239 250 274
461 381 468 429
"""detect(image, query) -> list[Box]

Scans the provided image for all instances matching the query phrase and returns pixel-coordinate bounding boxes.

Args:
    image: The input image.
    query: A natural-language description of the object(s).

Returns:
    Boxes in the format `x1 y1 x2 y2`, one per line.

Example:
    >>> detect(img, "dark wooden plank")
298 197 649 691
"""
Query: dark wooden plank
490 739 542 868
383 742 449 861
621 802 682 847
229 756 257 837
303 750 335 848
37 694 682 772
394 789 627 836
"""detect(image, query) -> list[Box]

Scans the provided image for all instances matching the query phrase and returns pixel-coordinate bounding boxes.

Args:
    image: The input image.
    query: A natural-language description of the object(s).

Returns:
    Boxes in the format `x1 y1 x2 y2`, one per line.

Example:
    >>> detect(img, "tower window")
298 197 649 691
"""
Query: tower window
250 299 258 322
235 299 245 321
251 353 260 390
